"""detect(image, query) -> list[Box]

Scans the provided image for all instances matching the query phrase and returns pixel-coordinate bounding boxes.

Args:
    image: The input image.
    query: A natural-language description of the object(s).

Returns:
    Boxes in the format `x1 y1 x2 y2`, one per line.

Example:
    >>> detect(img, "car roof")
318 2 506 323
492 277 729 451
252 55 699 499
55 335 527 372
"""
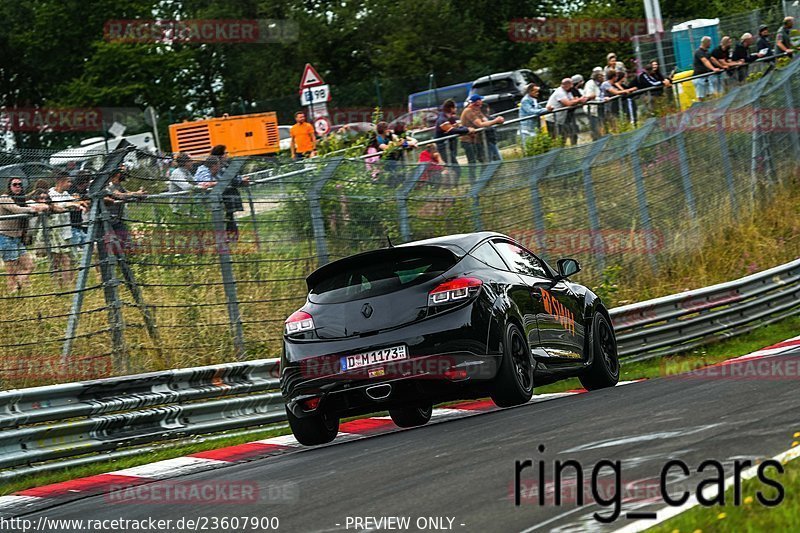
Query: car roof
400 231 508 253
473 71 519 84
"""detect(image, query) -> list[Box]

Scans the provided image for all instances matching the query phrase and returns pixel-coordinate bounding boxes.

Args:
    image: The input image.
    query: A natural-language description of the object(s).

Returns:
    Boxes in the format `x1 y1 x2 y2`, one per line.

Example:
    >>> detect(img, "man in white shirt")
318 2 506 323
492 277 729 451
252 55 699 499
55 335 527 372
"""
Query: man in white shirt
583 68 604 140
546 78 589 142
169 152 196 214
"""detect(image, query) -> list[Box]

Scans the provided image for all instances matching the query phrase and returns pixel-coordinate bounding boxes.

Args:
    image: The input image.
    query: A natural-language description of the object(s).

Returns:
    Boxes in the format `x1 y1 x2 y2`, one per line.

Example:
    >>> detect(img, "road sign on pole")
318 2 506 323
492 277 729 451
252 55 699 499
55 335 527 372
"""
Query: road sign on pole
314 116 331 136
299 63 324 89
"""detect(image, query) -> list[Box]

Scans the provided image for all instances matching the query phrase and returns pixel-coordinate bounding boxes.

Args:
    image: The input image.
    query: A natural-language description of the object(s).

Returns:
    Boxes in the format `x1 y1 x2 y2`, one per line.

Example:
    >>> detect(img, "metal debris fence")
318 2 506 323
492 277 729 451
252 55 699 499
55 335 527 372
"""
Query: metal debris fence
0 59 799 388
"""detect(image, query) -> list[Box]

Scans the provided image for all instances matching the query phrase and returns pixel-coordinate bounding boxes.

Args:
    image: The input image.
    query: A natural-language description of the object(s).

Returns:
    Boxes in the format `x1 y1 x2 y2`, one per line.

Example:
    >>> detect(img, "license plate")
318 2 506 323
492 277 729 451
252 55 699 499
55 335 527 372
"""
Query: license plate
341 345 408 371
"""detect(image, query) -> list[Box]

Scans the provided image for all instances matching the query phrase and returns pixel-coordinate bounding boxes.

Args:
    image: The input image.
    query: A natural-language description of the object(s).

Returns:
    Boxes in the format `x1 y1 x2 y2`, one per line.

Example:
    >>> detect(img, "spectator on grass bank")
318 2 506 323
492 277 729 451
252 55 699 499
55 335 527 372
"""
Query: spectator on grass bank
290 111 317 161
710 36 742 93
168 152 195 214
565 74 585 146
776 17 795 57
583 68 604 140
546 78 588 145
460 94 505 182
104 168 146 256
693 36 722 101
45 173 87 284
418 144 446 186
68 171 91 245
194 155 221 188
637 60 672 96
434 99 473 185
519 83 545 143
756 25 773 59
0 178 48 293
210 144 250 242
731 33 764 82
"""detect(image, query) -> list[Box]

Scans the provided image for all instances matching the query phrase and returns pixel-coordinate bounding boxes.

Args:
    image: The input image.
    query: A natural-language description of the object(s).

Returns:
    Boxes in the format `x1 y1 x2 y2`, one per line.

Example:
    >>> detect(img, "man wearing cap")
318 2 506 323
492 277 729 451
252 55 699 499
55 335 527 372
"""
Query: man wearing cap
459 94 504 183
546 78 589 145
756 25 773 59
776 17 795 57
731 33 764 82
565 74 585 145
583 68 604 140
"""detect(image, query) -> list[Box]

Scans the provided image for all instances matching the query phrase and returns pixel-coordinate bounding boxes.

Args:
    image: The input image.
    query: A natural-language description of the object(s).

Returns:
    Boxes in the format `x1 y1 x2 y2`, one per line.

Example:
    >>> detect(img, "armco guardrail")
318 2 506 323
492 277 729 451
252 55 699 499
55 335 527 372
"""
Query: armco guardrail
1 258 798 477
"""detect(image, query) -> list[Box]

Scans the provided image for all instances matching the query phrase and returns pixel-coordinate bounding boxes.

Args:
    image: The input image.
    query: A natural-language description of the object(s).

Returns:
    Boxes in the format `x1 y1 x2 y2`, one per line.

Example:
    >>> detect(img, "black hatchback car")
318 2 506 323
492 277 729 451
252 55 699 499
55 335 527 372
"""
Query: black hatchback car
281 232 619 445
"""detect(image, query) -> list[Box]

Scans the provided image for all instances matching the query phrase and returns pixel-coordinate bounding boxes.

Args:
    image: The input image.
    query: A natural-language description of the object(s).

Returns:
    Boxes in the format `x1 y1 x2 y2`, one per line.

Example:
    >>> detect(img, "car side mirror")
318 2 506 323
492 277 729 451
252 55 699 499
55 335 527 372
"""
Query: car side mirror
556 258 581 280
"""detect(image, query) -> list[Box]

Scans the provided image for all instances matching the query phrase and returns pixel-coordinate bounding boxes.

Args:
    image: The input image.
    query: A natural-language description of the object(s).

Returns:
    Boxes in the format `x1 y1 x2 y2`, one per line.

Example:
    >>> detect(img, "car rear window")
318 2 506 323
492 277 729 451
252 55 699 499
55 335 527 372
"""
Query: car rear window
309 248 456 303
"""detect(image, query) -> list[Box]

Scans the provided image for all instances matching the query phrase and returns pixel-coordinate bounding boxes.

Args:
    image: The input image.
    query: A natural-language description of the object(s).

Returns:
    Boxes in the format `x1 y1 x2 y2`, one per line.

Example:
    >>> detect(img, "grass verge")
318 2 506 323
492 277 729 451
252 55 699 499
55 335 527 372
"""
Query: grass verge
650 454 799 532
2 314 797 497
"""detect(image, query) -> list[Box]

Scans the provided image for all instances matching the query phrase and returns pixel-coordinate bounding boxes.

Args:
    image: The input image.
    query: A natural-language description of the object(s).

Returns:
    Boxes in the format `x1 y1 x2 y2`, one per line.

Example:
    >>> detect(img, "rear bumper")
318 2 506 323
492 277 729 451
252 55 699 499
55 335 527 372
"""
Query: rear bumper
281 304 499 418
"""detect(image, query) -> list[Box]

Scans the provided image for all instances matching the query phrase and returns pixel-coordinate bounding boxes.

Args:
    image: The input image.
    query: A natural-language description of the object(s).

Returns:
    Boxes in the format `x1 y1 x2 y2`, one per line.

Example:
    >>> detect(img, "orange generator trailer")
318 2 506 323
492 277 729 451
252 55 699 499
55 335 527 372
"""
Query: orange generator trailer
168 112 280 158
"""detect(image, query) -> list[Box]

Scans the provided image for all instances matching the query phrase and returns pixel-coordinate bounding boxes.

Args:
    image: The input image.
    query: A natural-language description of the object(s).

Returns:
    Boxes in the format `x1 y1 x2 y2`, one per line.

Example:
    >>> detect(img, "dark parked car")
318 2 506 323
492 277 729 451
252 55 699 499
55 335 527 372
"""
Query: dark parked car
0 162 57 190
280 231 619 445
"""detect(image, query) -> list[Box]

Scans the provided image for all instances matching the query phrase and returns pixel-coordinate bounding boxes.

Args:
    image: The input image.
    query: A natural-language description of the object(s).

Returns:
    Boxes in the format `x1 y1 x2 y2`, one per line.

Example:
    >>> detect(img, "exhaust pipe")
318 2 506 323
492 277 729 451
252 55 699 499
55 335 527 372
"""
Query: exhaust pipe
365 383 392 400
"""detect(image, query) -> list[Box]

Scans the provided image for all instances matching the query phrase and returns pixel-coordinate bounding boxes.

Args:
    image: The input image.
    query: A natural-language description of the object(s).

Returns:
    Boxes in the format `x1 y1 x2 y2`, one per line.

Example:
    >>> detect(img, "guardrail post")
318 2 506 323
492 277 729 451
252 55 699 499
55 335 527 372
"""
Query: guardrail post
674 132 697 222
581 136 610 269
396 163 429 242
469 160 502 231
62 150 129 364
210 159 248 360
528 150 560 259
309 158 344 267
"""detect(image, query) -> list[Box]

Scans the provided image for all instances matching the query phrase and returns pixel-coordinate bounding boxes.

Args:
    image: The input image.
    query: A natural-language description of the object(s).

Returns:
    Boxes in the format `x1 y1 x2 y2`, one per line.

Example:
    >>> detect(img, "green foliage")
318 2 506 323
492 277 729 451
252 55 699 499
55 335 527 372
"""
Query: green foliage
522 128 564 157
592 264 623 304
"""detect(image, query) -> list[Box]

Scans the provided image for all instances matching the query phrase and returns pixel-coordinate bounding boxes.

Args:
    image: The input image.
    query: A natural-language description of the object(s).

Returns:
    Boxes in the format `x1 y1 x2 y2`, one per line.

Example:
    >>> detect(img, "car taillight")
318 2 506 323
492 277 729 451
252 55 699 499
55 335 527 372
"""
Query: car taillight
428 277 483 306
285 310 315 335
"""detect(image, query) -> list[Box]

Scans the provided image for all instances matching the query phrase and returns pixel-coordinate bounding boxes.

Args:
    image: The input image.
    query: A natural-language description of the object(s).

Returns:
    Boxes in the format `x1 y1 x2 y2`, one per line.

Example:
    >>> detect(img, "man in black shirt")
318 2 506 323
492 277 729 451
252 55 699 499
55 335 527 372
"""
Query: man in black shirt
710 36 743 92
434 99 473 186
731 33 764 82
756 25 773 59
693 36 722 100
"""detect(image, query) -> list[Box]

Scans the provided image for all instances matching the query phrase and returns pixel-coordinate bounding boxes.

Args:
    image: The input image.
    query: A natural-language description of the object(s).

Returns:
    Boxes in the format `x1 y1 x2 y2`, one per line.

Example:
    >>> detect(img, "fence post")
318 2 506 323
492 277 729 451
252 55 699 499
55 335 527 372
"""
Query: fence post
396 163 429 242
38 212 55 276
62 149 129 364
528 150 560 259
244 187 262 252
581 136 610 269
783 82 800 160
627 121 658 269
309 158 344 267
97 200 129 374
674 132 697 222
469 160 503 231
716 119 738 212
209 158 248 360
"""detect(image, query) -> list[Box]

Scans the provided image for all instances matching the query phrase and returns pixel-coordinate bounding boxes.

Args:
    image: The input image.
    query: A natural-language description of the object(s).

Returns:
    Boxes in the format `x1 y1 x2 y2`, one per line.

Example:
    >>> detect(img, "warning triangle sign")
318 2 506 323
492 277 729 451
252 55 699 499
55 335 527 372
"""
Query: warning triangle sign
299 63 324 88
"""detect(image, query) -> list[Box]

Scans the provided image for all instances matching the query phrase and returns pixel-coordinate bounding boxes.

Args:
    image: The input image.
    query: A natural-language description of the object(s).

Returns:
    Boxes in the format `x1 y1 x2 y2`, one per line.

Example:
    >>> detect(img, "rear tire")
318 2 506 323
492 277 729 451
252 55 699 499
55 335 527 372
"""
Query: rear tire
389 404 433 428
286 407 339 446
579 311 620 390
490 322 534 407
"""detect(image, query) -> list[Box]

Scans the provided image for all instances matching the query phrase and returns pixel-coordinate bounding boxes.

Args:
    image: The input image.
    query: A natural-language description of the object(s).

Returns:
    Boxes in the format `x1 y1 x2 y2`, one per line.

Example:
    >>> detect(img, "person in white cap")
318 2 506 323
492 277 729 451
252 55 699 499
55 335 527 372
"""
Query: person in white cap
583 68 604 140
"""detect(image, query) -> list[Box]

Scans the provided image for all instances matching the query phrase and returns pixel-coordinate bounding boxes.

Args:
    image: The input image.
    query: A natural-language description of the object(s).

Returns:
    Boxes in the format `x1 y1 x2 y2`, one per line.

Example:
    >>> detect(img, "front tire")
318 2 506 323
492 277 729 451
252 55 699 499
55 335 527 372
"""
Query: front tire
490 322 534 407
579 311 620 390
389 404 433 428
286 407 339 446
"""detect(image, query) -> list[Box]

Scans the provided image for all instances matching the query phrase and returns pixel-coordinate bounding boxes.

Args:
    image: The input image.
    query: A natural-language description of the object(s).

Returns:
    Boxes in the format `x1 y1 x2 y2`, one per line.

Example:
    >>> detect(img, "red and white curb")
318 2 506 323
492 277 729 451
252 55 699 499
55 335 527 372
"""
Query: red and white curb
0 386 637 517
5 335 800 519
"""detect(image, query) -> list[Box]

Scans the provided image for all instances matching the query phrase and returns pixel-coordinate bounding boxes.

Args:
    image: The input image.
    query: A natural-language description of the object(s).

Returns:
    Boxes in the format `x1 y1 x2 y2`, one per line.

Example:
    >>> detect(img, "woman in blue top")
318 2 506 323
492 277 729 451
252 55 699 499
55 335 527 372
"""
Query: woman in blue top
519 83 544 144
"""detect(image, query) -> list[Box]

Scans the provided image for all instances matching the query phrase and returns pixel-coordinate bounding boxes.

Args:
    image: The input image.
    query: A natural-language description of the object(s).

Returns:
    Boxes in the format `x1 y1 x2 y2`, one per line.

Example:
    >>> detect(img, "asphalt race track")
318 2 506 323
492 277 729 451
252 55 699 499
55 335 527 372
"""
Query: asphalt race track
19 346 800 533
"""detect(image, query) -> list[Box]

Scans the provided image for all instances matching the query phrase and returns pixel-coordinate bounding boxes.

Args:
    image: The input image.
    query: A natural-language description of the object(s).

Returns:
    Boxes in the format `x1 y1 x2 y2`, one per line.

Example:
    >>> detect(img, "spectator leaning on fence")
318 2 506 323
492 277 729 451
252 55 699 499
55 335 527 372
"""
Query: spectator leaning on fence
68 171 91 246
104 168 146 255
693 36 722 101
777 17 796 57
756 25 773 59
45 173 87 284
731 33 764 82
168 152 196 215
0 178 48 293
710 36 742 93
434 98 473 185
460 94 505 181
546 78 589 145
519 82 545 144
583 68 604 140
